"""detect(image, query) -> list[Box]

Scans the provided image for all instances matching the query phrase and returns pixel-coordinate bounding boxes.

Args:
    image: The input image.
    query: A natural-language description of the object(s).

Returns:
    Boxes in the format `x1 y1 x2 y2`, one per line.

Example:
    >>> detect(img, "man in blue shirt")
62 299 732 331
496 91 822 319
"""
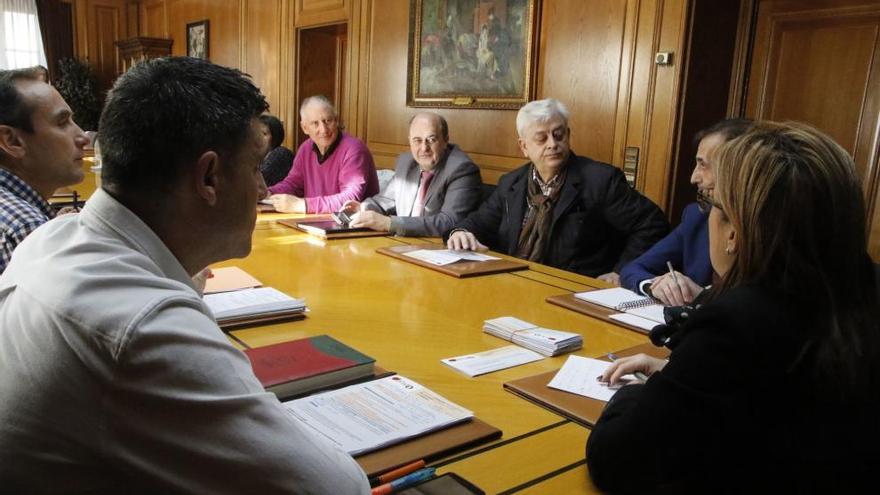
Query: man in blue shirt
0 67 88 273
619 119 751 305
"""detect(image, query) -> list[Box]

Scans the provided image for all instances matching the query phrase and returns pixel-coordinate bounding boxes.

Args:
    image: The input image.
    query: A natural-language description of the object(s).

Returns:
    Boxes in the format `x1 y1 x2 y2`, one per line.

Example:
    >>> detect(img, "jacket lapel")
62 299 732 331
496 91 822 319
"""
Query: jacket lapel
552 167 580 228
399 161 422 215
507 169 529 248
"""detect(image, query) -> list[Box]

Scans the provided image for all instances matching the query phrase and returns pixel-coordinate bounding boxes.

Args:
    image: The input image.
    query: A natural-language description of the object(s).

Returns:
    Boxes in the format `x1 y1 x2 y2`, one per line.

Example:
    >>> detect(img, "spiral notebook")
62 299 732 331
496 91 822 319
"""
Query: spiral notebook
573 287 665 324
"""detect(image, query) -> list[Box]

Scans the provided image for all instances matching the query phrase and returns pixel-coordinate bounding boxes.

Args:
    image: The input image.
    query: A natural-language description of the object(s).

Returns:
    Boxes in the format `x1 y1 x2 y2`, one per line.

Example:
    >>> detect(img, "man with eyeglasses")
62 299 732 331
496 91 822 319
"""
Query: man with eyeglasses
340 112 481 236
619 118 753 305
266 95 379 213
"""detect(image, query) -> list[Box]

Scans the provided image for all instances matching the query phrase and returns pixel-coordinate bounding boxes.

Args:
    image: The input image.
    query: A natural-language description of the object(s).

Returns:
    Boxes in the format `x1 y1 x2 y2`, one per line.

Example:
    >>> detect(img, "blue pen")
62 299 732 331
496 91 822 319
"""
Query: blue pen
607 353 650 382
388 467 436 492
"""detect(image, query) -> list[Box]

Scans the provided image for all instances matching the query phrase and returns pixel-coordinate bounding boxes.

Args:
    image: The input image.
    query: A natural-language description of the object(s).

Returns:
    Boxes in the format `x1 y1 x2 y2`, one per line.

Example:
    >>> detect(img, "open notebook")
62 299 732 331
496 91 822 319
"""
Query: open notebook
574 287 665 330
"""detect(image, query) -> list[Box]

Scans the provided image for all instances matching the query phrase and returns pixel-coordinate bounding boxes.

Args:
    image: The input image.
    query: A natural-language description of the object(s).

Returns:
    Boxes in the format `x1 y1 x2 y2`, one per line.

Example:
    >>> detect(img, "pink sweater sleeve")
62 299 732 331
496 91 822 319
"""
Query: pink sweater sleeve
267 146 304 196
304 145 376 213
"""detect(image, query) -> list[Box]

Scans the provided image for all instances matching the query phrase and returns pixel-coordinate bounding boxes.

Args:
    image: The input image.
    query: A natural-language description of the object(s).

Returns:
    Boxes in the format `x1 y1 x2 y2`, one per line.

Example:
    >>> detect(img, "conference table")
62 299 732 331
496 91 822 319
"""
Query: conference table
67 161 650 494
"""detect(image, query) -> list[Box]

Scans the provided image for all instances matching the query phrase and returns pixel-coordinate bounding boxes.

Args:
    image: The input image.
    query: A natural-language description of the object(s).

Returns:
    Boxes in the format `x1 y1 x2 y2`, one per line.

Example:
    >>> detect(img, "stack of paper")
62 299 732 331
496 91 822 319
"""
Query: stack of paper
284 375 473 455
204 287 307 328
402 249 499 266
483 316 583 356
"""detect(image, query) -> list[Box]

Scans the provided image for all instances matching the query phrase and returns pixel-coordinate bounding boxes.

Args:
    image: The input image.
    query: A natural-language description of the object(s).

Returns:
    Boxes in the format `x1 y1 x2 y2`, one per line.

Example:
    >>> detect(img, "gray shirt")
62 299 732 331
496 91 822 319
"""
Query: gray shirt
0 189 369 494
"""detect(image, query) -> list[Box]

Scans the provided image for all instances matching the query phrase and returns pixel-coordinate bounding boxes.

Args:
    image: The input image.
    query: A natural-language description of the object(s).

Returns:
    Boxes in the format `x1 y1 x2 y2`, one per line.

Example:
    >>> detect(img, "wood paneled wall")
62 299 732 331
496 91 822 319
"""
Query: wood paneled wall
74 0 695 212
736 0 880 257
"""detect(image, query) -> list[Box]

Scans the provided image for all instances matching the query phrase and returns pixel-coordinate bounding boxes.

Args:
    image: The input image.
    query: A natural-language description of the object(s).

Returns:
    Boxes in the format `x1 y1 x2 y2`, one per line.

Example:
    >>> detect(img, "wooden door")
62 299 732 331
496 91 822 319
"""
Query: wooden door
296 23 348 148
740 0 880 257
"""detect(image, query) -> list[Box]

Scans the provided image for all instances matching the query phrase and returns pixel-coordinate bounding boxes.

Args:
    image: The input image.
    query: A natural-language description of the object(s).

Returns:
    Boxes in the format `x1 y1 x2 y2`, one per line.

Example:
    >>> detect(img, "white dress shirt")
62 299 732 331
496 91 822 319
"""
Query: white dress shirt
0 189 369 494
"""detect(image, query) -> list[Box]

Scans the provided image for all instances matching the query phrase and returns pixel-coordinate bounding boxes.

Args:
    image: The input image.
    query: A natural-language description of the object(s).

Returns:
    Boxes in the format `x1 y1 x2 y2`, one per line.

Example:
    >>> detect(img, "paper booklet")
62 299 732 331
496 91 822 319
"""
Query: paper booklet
441 345 544 377
402 249 499 266
574 287 665 325
203 287 306 325
547 355 639 402
203 266 262 294
283 375 473 456
483 316 583 356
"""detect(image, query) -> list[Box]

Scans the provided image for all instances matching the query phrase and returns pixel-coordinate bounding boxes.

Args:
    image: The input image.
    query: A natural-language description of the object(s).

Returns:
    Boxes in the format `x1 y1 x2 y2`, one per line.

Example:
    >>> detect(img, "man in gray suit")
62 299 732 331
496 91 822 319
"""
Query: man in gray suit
343 112 482 236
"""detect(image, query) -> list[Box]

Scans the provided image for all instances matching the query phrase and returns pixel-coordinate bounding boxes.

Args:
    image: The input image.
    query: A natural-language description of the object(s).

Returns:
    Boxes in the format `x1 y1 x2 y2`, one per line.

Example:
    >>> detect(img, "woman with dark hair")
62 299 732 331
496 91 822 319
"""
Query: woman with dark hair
586 121 880 492
258 114 294 187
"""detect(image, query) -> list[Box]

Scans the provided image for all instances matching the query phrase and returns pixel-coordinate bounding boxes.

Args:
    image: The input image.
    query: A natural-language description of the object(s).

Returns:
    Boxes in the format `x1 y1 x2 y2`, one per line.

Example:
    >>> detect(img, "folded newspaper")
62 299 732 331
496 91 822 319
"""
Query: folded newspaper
483 316 583 357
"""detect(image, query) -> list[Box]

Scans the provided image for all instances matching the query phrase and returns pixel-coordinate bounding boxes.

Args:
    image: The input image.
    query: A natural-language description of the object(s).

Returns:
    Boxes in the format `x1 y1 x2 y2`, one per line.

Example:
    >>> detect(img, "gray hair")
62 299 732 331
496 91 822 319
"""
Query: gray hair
299 95 338 120
516 98 570 137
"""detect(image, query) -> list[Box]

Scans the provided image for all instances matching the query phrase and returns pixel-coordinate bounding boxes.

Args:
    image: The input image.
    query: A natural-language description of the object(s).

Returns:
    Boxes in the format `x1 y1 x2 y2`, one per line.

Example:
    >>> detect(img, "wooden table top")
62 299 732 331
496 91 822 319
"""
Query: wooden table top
67 164 645 493
219 218 648 494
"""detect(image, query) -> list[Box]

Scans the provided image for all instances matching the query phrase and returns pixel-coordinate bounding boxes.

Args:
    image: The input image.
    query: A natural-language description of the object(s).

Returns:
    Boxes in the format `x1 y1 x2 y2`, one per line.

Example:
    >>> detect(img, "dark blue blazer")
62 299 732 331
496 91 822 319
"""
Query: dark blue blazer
619 202 711 292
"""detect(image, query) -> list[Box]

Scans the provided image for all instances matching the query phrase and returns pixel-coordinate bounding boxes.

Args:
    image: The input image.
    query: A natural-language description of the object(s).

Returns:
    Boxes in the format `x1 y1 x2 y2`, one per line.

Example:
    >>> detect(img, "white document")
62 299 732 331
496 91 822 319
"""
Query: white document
547 355 636 402
609 313 661 331
441 345 544 377
203 287 305 320
403 249 499 266
283 375 473 455
625 304 666 324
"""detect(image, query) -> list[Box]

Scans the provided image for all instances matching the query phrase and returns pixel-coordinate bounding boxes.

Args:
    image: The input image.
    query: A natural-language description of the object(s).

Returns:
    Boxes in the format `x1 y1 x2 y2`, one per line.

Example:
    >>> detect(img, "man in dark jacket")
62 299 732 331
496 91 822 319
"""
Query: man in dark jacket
446 98 668 281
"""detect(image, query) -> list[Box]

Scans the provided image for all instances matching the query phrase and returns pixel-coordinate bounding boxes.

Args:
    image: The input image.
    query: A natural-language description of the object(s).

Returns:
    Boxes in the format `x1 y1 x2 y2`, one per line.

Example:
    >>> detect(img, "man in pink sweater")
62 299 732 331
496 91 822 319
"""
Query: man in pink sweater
266 95 379 213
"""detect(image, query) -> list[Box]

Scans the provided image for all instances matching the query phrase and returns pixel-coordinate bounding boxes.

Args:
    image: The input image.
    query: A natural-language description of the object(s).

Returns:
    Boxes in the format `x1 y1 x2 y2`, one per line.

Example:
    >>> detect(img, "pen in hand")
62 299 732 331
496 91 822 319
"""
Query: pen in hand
606 352 650 382
666 261 679 285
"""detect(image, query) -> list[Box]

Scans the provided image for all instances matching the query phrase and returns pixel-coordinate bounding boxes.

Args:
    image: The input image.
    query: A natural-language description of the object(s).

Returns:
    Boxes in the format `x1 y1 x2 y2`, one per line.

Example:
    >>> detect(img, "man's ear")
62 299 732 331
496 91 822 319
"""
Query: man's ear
517 137 528 158
194 150 220 206
300 120 309 136
0 125 26 159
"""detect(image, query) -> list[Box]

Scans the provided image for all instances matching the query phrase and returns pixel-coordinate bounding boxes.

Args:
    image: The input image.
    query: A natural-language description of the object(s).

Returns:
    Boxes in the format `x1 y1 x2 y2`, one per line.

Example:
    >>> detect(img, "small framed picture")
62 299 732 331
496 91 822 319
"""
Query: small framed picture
186 20 209 60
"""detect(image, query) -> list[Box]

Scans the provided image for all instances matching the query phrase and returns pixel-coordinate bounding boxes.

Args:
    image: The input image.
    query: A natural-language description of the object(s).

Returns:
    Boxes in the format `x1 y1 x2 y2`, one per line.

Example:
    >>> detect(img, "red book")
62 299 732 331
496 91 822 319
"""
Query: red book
245 335 375 399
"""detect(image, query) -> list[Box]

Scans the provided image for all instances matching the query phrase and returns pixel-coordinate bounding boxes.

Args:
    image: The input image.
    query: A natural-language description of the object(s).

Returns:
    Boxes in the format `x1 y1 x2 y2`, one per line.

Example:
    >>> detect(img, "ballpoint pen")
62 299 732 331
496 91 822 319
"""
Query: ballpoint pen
607 352 650 382
666 260 679 284
371 467 436 495
368 459 426 487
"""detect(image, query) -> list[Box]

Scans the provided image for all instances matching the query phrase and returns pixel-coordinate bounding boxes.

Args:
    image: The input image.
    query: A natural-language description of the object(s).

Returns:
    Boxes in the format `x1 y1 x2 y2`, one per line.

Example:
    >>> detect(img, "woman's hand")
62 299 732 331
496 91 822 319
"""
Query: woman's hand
599 353 667 386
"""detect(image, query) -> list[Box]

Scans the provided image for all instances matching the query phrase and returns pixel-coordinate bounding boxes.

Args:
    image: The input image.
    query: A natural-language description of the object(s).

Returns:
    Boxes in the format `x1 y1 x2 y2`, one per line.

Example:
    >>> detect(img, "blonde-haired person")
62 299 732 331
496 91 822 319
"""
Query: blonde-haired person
586 121 880 492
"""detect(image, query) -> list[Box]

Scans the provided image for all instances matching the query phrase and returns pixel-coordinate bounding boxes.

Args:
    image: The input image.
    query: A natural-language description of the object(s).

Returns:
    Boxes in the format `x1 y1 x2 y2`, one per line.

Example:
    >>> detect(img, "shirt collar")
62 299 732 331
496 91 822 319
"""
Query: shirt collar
80 188 195 290
0 167 56 219
312 132 344 164
530 164 564 196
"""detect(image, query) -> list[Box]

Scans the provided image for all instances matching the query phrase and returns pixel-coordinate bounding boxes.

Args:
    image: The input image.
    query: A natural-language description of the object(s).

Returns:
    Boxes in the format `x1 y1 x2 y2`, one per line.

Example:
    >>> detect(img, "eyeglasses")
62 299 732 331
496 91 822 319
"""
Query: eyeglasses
410 136 440 147
696 189 723 213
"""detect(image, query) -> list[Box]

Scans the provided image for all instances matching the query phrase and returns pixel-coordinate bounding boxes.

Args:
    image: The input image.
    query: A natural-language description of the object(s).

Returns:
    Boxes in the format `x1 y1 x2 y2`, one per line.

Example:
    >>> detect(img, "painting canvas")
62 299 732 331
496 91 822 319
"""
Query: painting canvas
187 20 209 60
407 0 539 109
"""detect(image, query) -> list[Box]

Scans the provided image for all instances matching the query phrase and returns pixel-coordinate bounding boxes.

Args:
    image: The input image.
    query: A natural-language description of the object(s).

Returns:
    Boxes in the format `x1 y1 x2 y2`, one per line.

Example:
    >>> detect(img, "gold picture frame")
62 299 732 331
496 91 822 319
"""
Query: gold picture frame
407 0 541 109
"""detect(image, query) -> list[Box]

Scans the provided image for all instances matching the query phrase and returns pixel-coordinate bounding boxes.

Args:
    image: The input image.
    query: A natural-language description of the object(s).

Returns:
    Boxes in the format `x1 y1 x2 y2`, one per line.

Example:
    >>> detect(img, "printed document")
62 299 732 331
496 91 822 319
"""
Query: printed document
441 345 544 377
283 375 473 455
548 355 637 402
203 287 305 320
403 249 499 266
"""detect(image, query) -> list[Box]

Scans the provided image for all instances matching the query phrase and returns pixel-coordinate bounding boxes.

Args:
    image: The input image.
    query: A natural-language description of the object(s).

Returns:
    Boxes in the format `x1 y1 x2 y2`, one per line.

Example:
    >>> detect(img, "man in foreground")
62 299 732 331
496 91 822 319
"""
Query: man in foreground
0 67 88 273
0 58 369 494
447 98 668 280
343 112 481 236
267 95 379 213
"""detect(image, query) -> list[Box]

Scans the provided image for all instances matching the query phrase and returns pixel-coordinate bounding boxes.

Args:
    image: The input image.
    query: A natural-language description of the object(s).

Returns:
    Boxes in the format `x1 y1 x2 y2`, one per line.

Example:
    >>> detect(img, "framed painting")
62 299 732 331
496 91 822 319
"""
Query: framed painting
407 0 540 109
187 20 209 60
